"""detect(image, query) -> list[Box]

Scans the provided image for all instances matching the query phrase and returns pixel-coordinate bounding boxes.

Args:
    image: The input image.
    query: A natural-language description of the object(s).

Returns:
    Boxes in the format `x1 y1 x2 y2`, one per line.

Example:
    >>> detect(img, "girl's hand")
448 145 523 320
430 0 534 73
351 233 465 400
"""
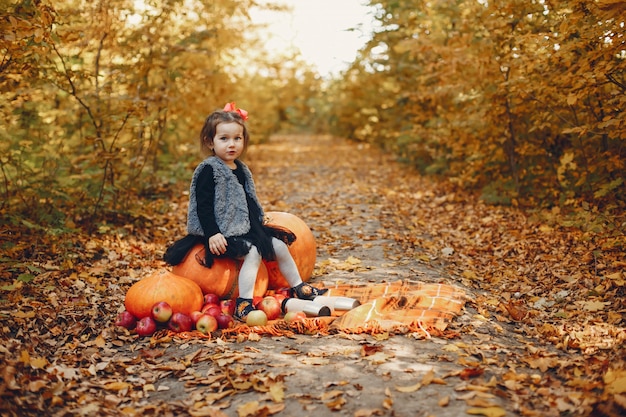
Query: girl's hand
208 233 227 255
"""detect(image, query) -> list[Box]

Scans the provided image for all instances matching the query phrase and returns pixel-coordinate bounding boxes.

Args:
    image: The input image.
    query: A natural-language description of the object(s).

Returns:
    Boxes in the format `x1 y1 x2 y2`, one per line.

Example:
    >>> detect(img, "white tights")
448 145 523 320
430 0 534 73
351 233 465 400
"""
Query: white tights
237 238 303 299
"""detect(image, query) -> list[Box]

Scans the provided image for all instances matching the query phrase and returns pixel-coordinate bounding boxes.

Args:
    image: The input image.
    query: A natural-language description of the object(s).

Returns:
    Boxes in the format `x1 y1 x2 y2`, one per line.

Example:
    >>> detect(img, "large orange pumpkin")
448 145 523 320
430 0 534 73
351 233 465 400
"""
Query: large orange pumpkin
263 211 316 289
124 270 204 319
172 244 268 299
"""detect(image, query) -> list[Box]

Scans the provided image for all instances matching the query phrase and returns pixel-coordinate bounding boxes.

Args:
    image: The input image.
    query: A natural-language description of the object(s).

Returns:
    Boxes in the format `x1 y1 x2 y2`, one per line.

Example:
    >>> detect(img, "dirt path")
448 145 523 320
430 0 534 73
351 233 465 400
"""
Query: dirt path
144 135 530 417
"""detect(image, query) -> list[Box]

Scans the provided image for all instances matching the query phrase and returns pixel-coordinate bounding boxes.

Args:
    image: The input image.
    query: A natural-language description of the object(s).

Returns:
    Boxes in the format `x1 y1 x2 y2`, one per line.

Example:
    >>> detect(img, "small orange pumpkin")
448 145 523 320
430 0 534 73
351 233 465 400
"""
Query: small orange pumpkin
263 211 316 289
172 244 268 299
124 270 204 319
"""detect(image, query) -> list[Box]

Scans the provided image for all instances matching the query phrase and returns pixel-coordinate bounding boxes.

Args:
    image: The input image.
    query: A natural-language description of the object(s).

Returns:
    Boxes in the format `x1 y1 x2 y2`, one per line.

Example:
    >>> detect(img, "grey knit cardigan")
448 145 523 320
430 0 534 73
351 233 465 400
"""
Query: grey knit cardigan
186 157 264 237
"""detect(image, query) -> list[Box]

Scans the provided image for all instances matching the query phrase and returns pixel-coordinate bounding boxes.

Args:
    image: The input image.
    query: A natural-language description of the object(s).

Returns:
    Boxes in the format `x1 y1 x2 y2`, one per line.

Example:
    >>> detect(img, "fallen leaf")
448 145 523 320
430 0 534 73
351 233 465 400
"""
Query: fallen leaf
382 397 393 410
237 401 261 417
466 406 507 417
354 408 385 417
29 356 48 369
582 300 610 312
460 367 484 380
103 382 131 391
604 369 626 394
28 379 48 392
188 406 229 417
395 382 422 393
421 369 435 385
269 380 285 402
361 344 383 356
320 390 343 401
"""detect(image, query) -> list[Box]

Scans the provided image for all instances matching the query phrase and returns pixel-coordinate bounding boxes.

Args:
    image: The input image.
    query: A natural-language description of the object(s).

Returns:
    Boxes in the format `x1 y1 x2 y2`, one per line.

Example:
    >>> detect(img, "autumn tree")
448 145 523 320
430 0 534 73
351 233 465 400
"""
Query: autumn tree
1 0 320 230
329 0 625 216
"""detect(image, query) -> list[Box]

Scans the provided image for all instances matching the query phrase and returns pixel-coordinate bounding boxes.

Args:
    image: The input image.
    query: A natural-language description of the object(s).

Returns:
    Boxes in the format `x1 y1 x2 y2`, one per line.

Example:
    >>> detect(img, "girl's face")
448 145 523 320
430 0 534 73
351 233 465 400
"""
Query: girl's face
211 122 245 168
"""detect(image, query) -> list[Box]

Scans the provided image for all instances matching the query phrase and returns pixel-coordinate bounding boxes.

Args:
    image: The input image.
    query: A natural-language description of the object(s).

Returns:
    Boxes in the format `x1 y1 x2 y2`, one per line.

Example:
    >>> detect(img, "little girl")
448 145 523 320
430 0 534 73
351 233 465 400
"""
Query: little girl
164 102 327 321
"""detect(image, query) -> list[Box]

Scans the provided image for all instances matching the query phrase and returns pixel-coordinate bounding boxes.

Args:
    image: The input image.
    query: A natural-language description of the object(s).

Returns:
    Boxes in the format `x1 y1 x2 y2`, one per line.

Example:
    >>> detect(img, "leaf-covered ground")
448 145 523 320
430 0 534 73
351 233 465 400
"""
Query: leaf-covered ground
1 134 625 417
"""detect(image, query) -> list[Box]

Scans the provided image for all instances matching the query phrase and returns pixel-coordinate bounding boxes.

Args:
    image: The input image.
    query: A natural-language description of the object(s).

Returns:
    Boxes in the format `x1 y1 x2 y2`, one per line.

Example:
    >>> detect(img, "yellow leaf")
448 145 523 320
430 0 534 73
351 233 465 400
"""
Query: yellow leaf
13 310 35 318
373 332 390 341
462 270 478 280
417 254 431 262
604 369 626 394
567 93 577 105
325 395 346 410
538 224 553 233
345 256 362 265
20 350 30 365
103 382 131 391
605 272 625 286
237 401 261 417
321 390 343 401
421 369 435 385
466 406 507 417
582 300 609 312
30 357 48 370
395 382 421 393
442 344 460 352
269 381 285 402
95 335 106 348
247 332 261 342
438 395 450 407
355 409 385 417
188 405 229 417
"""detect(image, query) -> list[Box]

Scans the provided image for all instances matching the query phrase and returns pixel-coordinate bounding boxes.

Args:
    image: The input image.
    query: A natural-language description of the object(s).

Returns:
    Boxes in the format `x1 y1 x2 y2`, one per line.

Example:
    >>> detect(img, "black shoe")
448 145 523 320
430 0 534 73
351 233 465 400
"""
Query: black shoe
291 282 328 301
234 298 255 322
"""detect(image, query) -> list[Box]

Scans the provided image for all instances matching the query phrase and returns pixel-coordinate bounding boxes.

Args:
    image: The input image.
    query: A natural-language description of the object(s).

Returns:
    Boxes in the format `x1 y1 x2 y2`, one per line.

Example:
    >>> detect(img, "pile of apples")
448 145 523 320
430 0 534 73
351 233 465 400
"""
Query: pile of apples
115 293 235 337
115 289 307 337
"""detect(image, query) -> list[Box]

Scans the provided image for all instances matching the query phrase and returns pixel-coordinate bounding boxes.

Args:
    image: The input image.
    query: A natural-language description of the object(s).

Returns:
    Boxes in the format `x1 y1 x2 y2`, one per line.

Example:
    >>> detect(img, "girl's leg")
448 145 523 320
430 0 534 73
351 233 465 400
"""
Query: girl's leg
234 246 261 321
238 246 261 299
271 238 303 287
272 238 327 300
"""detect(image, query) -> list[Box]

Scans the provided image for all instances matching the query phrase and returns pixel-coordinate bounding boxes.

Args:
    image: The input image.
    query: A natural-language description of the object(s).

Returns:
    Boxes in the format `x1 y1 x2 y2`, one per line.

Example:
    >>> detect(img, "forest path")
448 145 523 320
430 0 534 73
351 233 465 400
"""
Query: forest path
248 134 439 285
3 134 618 417
154 134 529 417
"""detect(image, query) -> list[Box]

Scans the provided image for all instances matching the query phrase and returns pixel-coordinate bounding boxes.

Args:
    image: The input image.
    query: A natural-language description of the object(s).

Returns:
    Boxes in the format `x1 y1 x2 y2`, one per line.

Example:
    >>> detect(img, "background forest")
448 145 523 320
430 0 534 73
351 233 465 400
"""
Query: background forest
1 0 624 243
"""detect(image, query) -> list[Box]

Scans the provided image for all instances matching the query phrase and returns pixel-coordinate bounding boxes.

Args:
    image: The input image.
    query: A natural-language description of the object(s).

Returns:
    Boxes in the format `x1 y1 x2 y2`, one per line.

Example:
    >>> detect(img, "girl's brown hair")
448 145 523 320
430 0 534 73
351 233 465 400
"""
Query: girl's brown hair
199 111 250 155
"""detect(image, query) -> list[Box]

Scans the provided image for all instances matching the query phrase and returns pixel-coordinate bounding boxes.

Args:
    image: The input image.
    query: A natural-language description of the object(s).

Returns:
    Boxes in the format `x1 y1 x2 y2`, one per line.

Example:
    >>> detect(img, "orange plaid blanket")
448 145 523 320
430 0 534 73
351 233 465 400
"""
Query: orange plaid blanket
326 281 469 336
218 280 470 339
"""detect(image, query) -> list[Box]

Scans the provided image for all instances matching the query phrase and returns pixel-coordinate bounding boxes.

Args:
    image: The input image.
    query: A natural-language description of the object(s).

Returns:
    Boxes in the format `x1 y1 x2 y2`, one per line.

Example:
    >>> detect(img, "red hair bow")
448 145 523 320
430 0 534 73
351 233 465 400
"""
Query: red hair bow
223 102 249 121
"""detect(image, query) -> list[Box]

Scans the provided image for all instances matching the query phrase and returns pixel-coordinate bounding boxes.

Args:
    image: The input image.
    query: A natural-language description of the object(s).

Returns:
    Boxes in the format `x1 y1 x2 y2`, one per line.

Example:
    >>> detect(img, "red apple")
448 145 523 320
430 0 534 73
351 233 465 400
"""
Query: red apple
201 302 218 312
284 311 307 323
273 293 287 306
195 314 218 334
276 287 291 298
220 299 235 316
136 316 157 337
258 296 281 320
168 312 193 333
190 311 204 323
151 301 173 323
216 313 234 329
115 310 137 329
203 293 220 306
202 304 222 318
246 310 268 326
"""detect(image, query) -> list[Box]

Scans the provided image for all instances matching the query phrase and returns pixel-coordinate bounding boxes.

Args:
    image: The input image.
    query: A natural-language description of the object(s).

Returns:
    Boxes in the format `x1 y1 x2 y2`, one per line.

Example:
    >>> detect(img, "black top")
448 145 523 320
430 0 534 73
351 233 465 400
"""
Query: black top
163 162 296 267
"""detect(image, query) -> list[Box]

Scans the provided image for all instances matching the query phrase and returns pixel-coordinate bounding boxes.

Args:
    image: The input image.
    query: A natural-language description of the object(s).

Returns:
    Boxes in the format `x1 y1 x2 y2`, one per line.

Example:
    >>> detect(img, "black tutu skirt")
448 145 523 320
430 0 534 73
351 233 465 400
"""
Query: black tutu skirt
163 221 296 268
